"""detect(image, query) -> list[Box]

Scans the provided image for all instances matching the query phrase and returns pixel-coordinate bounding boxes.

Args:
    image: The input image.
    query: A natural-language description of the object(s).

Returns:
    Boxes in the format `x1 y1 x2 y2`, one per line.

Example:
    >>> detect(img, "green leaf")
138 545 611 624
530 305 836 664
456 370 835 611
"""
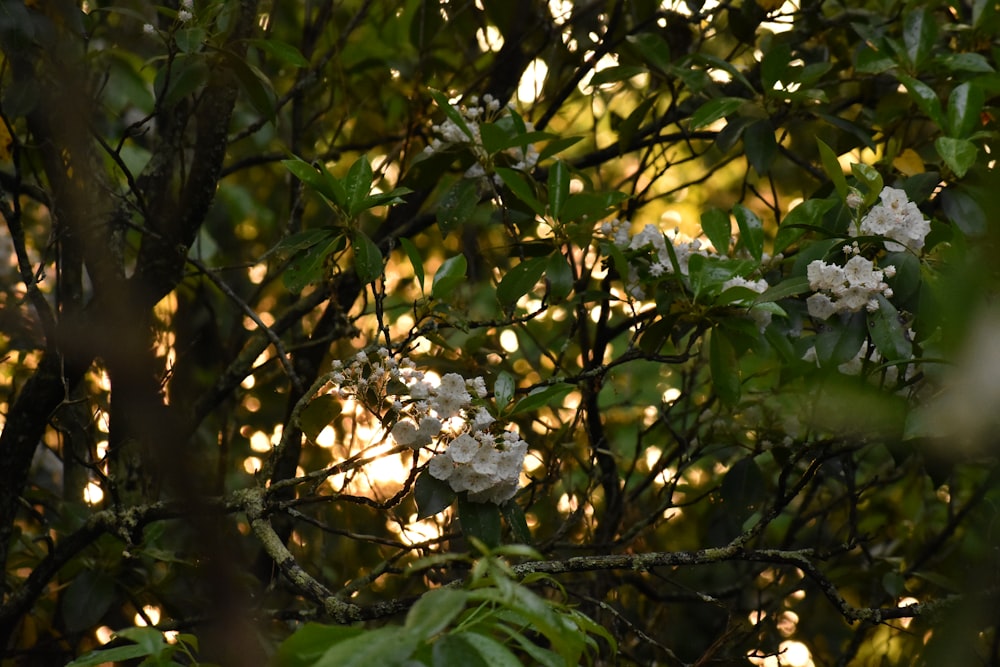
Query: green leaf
946 82 984 138
433 634 491 667
710 327 741 405
437 178 480 235
867 294 912 362
352 231 383 283
250 38 310 67
345 154 374 217
155 54 209 109
405 588 468 639
545 251 573 303
497 256 547 306
559 191 628 223
816 138 848 199
399 237 425 292
496 167 545 217
903 7 936 69
495 371 515 408
815 312 867 367
690 97 743 130
617 96 657 154
415 470 457 519
700 208 731 254
429 88 475 140
897 74 944 128
175 27 206 54
732 204 763 262
589 65 648 87
222 49 276 123
760 42 791 92
458 496 502 548
65 644 156 667
511 383 573 415
300 395 342 442
547 160 569 220
937 52 995 73
536 135 583 163
756 276 811 303
479 121 509 155
283 234 343 293
851 163 884 206
626 32 672 72
282 159 346 208
774 198 835 254
432 253 468 299
935 136 978 178
61 570 115 633
500 501 532 544
275 624 366 667
743 119 777 174
451 632 523 667
266 228 337 259
315 626 419 667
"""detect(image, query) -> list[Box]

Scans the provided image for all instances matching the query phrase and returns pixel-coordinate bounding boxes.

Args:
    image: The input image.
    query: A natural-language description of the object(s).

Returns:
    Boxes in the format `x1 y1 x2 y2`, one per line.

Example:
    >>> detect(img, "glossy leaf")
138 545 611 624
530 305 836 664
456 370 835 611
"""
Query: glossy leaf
314 626 419 667
946 82 984 138
868 294 912 362
545 251 574 302
352 230 383 283
405 588 468 639
399 237 425 291
415 470 456 519
432 253 468 299
496 167 545 217
510 383 573 415
344 154 374 217
437 178 480 235
709 327 740 405
496 256 547 306
457 496 501 548
275 624 366 667
816 138 848 199
494 370 515 408
547 160 569 220
690 97 743 129
700 208 731 255
733 204 763 262
935 136 978 178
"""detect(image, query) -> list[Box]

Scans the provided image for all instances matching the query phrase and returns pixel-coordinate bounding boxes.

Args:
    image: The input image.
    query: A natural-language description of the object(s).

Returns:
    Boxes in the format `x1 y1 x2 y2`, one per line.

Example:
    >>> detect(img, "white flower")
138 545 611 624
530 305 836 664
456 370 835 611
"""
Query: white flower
428 452 454 480
143 23 156 35
433 373 472 418
858 187 930 253
390 421 418 447
178 9 193 21
447 433 479 463
806 293 839 320
722 276 771 331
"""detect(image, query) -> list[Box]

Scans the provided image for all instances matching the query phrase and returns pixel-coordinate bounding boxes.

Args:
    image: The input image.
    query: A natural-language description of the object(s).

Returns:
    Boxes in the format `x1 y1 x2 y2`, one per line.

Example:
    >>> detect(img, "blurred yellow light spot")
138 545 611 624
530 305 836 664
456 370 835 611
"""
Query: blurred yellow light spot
243 456 261 474
95 626 114 645
249 431 271 453
135 605 161 627
248 262 268 284
662 387 681 404
316 425 336 448
83 482 104 505
241 374 256 389
499 330 519 353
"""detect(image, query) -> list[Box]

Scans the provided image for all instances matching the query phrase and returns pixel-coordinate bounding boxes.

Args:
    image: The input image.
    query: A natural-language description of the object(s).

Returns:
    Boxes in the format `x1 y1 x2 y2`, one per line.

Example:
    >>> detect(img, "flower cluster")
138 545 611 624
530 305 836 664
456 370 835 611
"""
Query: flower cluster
327 350 527 505
806 255 895 319
722 276 772 331
427 429 528 504
858 187 930 253
425 94 540 182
